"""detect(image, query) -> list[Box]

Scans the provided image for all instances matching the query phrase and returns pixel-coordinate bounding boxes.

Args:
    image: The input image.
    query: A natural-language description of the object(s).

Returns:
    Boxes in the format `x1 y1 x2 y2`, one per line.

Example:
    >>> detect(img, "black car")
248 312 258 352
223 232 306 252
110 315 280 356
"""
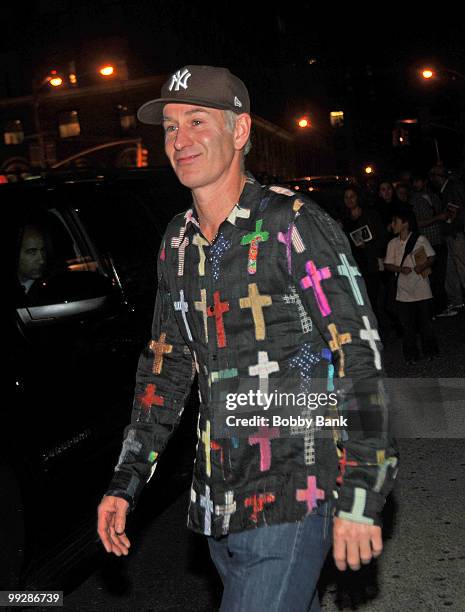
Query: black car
8 168 197 591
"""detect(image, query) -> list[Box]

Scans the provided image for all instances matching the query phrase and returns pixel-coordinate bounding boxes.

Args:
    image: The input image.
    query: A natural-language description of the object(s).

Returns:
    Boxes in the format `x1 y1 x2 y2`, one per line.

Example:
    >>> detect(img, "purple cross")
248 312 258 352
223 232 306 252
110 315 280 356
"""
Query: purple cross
296 475 325 512
248 426 280 471
300 260 332 317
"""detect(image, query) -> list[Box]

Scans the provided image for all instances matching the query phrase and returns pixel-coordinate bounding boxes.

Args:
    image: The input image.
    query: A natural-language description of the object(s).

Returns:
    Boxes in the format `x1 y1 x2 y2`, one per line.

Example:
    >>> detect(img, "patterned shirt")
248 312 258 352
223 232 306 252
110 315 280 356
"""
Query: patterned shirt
106 174 398 537
411 191 444 246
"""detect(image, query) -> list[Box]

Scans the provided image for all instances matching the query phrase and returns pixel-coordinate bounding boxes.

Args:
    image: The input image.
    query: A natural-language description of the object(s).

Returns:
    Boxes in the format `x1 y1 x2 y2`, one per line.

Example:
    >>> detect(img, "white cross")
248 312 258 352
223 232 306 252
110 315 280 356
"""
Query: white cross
214 490 236 535
174 289 193 341
171 226 190 276
337 253 364 306
290 412 316 465
200 484 214 535
227 205 251 225
360 315 381 370
116 429 142 469
248 351 279 397
283 286 312 333
192 234 209 276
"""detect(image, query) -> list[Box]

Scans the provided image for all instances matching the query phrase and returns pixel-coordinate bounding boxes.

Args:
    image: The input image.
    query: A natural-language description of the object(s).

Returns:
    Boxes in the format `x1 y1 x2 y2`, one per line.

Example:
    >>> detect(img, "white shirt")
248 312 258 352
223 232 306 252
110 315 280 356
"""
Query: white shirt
384 233 435 302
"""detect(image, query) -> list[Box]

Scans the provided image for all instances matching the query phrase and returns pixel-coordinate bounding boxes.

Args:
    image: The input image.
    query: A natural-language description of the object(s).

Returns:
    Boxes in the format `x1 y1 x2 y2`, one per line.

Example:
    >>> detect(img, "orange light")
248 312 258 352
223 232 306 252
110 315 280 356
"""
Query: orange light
298 118 310 128
49 76 63 87
364 165 374 175
422 69 434 79
69 73 78 85
99 65 115 76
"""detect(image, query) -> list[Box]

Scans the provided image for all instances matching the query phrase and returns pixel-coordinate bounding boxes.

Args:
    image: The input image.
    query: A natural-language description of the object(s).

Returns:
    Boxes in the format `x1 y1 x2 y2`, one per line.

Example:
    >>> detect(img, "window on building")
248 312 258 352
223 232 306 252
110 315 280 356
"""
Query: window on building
4 119 24 145
58 110 80 138
118 105 136 131
330 111 344 128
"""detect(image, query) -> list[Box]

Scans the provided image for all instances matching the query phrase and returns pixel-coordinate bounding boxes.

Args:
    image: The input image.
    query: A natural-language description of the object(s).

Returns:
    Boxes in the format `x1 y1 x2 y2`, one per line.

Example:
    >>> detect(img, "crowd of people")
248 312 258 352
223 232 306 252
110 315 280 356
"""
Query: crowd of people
336 165 465 364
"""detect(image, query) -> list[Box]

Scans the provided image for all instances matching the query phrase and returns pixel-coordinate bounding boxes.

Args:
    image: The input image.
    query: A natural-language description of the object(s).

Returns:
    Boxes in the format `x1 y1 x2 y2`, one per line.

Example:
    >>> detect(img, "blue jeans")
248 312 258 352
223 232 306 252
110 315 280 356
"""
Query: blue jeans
208 500 334 612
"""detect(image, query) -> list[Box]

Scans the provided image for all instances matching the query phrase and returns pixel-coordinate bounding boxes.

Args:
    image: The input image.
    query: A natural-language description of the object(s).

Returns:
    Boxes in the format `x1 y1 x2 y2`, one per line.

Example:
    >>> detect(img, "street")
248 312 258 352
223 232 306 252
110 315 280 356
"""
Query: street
53 311 465 611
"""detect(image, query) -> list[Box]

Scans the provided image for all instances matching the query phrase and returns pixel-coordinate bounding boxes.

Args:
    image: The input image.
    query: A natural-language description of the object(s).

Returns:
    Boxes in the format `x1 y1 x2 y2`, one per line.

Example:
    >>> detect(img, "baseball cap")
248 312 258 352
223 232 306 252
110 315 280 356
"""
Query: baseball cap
137 65 250 125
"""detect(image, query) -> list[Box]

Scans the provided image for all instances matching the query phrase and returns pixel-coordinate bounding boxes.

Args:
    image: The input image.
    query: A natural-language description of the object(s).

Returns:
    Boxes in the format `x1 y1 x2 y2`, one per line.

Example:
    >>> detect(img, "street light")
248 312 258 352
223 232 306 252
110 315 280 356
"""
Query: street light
420 66 465 82
298 117 311 128
364 165 374 175
99 65 115 77
422 69 434 80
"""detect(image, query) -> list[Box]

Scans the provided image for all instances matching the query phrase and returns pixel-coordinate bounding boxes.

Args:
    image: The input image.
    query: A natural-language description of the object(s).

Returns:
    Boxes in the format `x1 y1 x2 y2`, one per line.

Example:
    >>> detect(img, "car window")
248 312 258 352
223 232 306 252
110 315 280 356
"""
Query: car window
16 208 112 308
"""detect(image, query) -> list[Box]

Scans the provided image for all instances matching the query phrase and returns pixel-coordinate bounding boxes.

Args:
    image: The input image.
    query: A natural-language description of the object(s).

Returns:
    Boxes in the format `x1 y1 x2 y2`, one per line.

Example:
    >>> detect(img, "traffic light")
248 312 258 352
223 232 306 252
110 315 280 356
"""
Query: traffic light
137 143 149 167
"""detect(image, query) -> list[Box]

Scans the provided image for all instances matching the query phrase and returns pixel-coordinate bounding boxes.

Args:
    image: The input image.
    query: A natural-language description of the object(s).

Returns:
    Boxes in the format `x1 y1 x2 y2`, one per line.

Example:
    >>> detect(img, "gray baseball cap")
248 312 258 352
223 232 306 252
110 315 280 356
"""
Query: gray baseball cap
137 65 250 125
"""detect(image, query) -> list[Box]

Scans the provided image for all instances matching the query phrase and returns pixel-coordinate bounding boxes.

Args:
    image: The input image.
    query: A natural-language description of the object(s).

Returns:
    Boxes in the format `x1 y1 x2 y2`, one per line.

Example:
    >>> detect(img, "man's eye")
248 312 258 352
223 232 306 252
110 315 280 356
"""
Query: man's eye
192 119 202 126
165 125 177 133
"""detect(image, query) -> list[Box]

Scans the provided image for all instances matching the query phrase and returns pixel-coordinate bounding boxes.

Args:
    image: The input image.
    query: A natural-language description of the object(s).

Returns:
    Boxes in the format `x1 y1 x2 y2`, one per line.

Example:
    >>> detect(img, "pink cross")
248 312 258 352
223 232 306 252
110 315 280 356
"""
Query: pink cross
296 475 325 512
248 426 280 471
300 260 332 317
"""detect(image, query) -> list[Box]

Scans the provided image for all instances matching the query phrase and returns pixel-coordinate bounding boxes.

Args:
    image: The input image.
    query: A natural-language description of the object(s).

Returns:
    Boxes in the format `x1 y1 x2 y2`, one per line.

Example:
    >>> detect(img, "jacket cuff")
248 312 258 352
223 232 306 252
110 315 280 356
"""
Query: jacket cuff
105 470 144 511
334 486 386 526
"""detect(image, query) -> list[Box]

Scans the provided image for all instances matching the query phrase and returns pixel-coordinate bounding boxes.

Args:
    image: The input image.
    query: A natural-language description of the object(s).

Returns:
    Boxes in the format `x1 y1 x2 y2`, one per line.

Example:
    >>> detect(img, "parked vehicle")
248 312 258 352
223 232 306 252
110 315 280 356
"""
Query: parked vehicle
272 175 355 219
9 168 197 590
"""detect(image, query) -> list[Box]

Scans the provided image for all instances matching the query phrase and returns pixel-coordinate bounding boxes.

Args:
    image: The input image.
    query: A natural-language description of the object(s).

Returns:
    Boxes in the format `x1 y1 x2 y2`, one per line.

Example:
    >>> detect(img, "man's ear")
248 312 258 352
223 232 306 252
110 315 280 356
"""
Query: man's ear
233 113 251 151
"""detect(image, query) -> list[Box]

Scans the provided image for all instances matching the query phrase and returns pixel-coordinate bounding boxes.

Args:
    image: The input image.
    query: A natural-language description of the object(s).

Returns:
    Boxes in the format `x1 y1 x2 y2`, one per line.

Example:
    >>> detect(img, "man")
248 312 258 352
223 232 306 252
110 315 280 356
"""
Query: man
411 173 452 317
17 224 48 304
97 65 398 611
429 165 465 312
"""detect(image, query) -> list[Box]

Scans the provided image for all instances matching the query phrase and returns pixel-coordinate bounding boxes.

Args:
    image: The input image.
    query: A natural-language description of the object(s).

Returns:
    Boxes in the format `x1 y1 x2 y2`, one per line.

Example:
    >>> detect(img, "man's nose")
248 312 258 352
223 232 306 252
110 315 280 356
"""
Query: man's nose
173 125 193 150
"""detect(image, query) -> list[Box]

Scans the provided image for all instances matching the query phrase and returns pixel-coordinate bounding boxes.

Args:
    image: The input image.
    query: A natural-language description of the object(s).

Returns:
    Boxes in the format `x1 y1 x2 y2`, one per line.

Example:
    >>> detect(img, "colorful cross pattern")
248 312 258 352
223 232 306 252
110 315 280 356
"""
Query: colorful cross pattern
192 234 209 276
116 429 142 469
320 348 335 391
201 420 211 477
248 425 280 471
207 291 230 348
149 333 173 375
170 226 189 277
139 383 164 414
174 289 193 341
360 316 381 370
327 323 352 377
227 204 251 225
240 219 269 274
283 286 312 333
290 411 316 465
200 484 214 535
160 240 166 261
248 351 279 396
210 234 231 281
210 368 238 384
277 223 305 273
184 208 200 229
239 283 272 341
214 490 237 535
289 344 321 393
296 475 325 512
337 487 374 525
194 288 209 343
336 448 359 486
337 253 364 306
374 456 398 493
244 493 276 523
300 260 332 317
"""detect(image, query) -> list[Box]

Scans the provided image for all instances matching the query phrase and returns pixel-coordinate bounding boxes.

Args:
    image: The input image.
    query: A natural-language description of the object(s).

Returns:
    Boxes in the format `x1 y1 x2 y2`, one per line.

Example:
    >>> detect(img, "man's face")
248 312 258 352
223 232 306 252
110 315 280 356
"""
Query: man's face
379 182 393 202
18 228 47 281
392 217 407 235
429 172 444 189
344 189 358 209
162 103 237 190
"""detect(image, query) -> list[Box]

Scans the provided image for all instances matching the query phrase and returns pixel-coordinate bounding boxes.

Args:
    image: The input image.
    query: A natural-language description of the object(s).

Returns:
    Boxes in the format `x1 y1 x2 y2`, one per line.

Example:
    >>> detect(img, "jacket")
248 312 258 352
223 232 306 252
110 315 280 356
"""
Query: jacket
105 174 399 537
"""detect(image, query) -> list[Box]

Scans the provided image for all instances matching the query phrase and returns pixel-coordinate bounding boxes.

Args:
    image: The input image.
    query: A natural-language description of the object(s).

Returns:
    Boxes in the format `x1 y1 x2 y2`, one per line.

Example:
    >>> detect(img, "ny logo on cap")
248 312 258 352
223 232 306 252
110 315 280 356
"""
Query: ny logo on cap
169 68 192 92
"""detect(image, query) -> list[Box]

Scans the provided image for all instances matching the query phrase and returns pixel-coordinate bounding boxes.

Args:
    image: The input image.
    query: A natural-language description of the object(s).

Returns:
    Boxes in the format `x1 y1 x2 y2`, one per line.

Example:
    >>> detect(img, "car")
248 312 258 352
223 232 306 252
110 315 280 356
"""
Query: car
272 175 355 219
9 168 198 591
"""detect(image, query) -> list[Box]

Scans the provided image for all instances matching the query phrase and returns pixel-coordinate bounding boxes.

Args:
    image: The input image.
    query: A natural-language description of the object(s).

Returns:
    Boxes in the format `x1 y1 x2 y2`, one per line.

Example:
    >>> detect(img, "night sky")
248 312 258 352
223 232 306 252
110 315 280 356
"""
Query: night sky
2 3 464 153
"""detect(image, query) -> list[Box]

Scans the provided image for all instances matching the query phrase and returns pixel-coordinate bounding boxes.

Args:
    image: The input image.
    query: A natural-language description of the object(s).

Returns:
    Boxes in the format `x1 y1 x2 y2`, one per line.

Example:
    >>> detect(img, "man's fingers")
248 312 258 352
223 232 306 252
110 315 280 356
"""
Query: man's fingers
97 510 113 554
346 540 361 571
371 530 383 557
359 537 373 565
332 533 347 571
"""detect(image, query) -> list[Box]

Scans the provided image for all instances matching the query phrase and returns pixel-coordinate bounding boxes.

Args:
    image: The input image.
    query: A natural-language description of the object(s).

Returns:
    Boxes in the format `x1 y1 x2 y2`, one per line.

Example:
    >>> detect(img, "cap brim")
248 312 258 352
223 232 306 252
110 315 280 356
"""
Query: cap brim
137 97 243 125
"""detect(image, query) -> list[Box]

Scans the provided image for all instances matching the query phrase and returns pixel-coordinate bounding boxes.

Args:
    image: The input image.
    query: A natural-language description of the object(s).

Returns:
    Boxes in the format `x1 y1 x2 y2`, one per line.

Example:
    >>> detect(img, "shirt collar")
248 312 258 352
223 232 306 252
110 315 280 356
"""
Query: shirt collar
182 172 265 236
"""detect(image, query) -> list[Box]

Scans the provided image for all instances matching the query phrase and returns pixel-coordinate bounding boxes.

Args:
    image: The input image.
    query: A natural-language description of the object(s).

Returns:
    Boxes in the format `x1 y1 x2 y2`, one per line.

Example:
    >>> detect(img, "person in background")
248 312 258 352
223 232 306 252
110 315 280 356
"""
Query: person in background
395 182 411 205
384 207 438 364
429 165 465 312
17 225 48 305
411 173 453 317
342 186 389 321
377 180 401 229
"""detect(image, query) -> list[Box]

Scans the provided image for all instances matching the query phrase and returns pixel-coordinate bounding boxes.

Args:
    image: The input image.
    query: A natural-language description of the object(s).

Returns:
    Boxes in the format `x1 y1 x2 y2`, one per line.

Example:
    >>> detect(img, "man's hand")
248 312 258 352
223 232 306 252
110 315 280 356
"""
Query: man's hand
97 495 131 556
333 517 383 571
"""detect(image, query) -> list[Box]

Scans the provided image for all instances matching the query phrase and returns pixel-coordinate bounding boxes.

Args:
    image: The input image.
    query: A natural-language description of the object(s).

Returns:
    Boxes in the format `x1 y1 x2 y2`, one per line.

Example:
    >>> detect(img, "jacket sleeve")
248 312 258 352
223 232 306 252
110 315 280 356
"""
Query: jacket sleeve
291 200 399 526
105 239 196 509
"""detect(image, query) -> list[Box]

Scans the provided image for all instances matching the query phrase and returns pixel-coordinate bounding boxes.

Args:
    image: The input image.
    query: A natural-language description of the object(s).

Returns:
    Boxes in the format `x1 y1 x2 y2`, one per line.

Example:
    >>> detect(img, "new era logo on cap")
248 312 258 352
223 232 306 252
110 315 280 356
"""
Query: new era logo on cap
137 65 250 125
